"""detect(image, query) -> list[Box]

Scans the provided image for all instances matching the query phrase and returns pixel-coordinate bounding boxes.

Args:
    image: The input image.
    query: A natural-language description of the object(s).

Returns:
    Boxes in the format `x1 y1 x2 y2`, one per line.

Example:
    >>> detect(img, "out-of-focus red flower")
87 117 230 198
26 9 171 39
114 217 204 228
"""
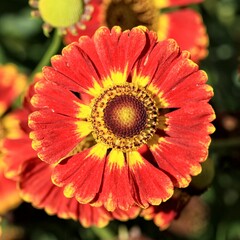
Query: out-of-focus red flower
64 0 208 62
0 64 26 117
0 64 27 215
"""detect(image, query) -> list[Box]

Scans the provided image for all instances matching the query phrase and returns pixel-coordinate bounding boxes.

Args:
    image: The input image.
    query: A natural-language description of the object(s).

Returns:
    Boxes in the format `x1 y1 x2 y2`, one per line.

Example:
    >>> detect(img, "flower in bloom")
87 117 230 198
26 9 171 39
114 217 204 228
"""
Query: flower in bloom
2 74 139 227
29 26 215 212
0 64 26 215
0 64 26 117
0 110 25 215
29 0 95 35
64 0 208 63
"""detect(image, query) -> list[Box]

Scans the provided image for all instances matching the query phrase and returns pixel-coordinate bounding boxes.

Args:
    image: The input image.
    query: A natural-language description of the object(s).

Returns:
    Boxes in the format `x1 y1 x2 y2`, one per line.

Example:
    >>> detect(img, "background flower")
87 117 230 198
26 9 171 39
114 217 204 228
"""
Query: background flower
64 0 208 63
0 64 26 215
29 0 94 36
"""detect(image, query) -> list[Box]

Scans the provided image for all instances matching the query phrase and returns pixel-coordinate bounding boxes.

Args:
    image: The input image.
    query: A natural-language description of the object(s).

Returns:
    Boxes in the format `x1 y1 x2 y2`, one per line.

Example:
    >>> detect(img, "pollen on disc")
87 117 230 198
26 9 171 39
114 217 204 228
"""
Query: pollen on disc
104 95 147 138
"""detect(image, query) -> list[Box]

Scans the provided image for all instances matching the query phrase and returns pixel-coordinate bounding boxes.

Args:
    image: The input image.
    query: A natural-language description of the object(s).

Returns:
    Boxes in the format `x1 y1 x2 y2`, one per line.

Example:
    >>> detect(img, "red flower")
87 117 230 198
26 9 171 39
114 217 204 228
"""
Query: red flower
0 172 21 215
0 64 26 214
29 26 215 212
0 64 26 117
64 0 208 62
2 73 139 227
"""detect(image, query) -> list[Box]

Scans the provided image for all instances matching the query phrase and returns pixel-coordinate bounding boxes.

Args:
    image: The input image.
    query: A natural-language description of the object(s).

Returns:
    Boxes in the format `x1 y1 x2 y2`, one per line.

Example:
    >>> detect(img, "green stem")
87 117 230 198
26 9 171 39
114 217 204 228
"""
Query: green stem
29 29 62 81
91 226 115 240
210 137 240 150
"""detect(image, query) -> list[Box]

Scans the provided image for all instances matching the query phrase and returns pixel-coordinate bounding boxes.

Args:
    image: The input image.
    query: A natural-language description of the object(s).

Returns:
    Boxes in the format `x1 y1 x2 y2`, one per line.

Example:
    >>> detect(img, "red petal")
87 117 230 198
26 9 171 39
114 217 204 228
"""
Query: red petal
111 205 141 221
150 138 209 188
29 110 89 164
0 64 27 116
0 172 21 215
165 102 215 135
162 70 213 107
93 26 147 82
149 50 199 104
127 152 173 208
150 101 215 188
31 79 90 118
44 43 103 96
19 158 111 227
76 204 112 227
43 65 84 93
157 9 208 62
91 150 135 211
19 158 77 219
3 135 36 179
52 146 106 204
133 39 180 87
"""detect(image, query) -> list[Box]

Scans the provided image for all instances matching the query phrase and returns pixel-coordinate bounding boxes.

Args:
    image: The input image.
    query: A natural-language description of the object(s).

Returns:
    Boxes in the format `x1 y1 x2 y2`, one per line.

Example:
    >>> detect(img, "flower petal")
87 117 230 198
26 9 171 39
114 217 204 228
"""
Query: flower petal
0 64 27 116
157 9 208 63
153 0 203 9
147 50 200 107
91 149 135 211
127 151 174 208
161 70 214 107
3 136 36 179
29 110 91 164
19 158 111 227
93 26 147 86
111 205 141 221
52 143 107 204
19 159 65 215
76 204 112 228
43 41 105 96
32 79 91 119
133 38 180 89
150 103 214 188
0 172 21 215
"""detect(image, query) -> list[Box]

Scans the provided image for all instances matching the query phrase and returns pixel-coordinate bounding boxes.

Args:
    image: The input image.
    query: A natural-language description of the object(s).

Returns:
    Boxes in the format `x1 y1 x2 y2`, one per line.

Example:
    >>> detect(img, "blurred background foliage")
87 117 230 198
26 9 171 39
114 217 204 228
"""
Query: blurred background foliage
0 0 240 239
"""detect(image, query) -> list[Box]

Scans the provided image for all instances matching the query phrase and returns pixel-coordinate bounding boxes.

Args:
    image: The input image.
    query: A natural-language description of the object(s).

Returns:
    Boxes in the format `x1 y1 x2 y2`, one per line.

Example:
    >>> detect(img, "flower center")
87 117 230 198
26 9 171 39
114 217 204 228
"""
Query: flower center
90 84 158 152
104 95 147 138
38 0 84 27
102 0 159 31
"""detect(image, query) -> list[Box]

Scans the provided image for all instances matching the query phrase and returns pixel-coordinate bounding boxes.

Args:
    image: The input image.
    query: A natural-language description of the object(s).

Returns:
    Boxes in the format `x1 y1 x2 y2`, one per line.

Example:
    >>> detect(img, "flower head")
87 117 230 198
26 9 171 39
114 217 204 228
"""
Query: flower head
29 0 94 35
29 26 215 211
0 111 23 215
0 64 26 117
64 0 208 62
0 64 26 215
2 73 139 226
0 172 21 215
